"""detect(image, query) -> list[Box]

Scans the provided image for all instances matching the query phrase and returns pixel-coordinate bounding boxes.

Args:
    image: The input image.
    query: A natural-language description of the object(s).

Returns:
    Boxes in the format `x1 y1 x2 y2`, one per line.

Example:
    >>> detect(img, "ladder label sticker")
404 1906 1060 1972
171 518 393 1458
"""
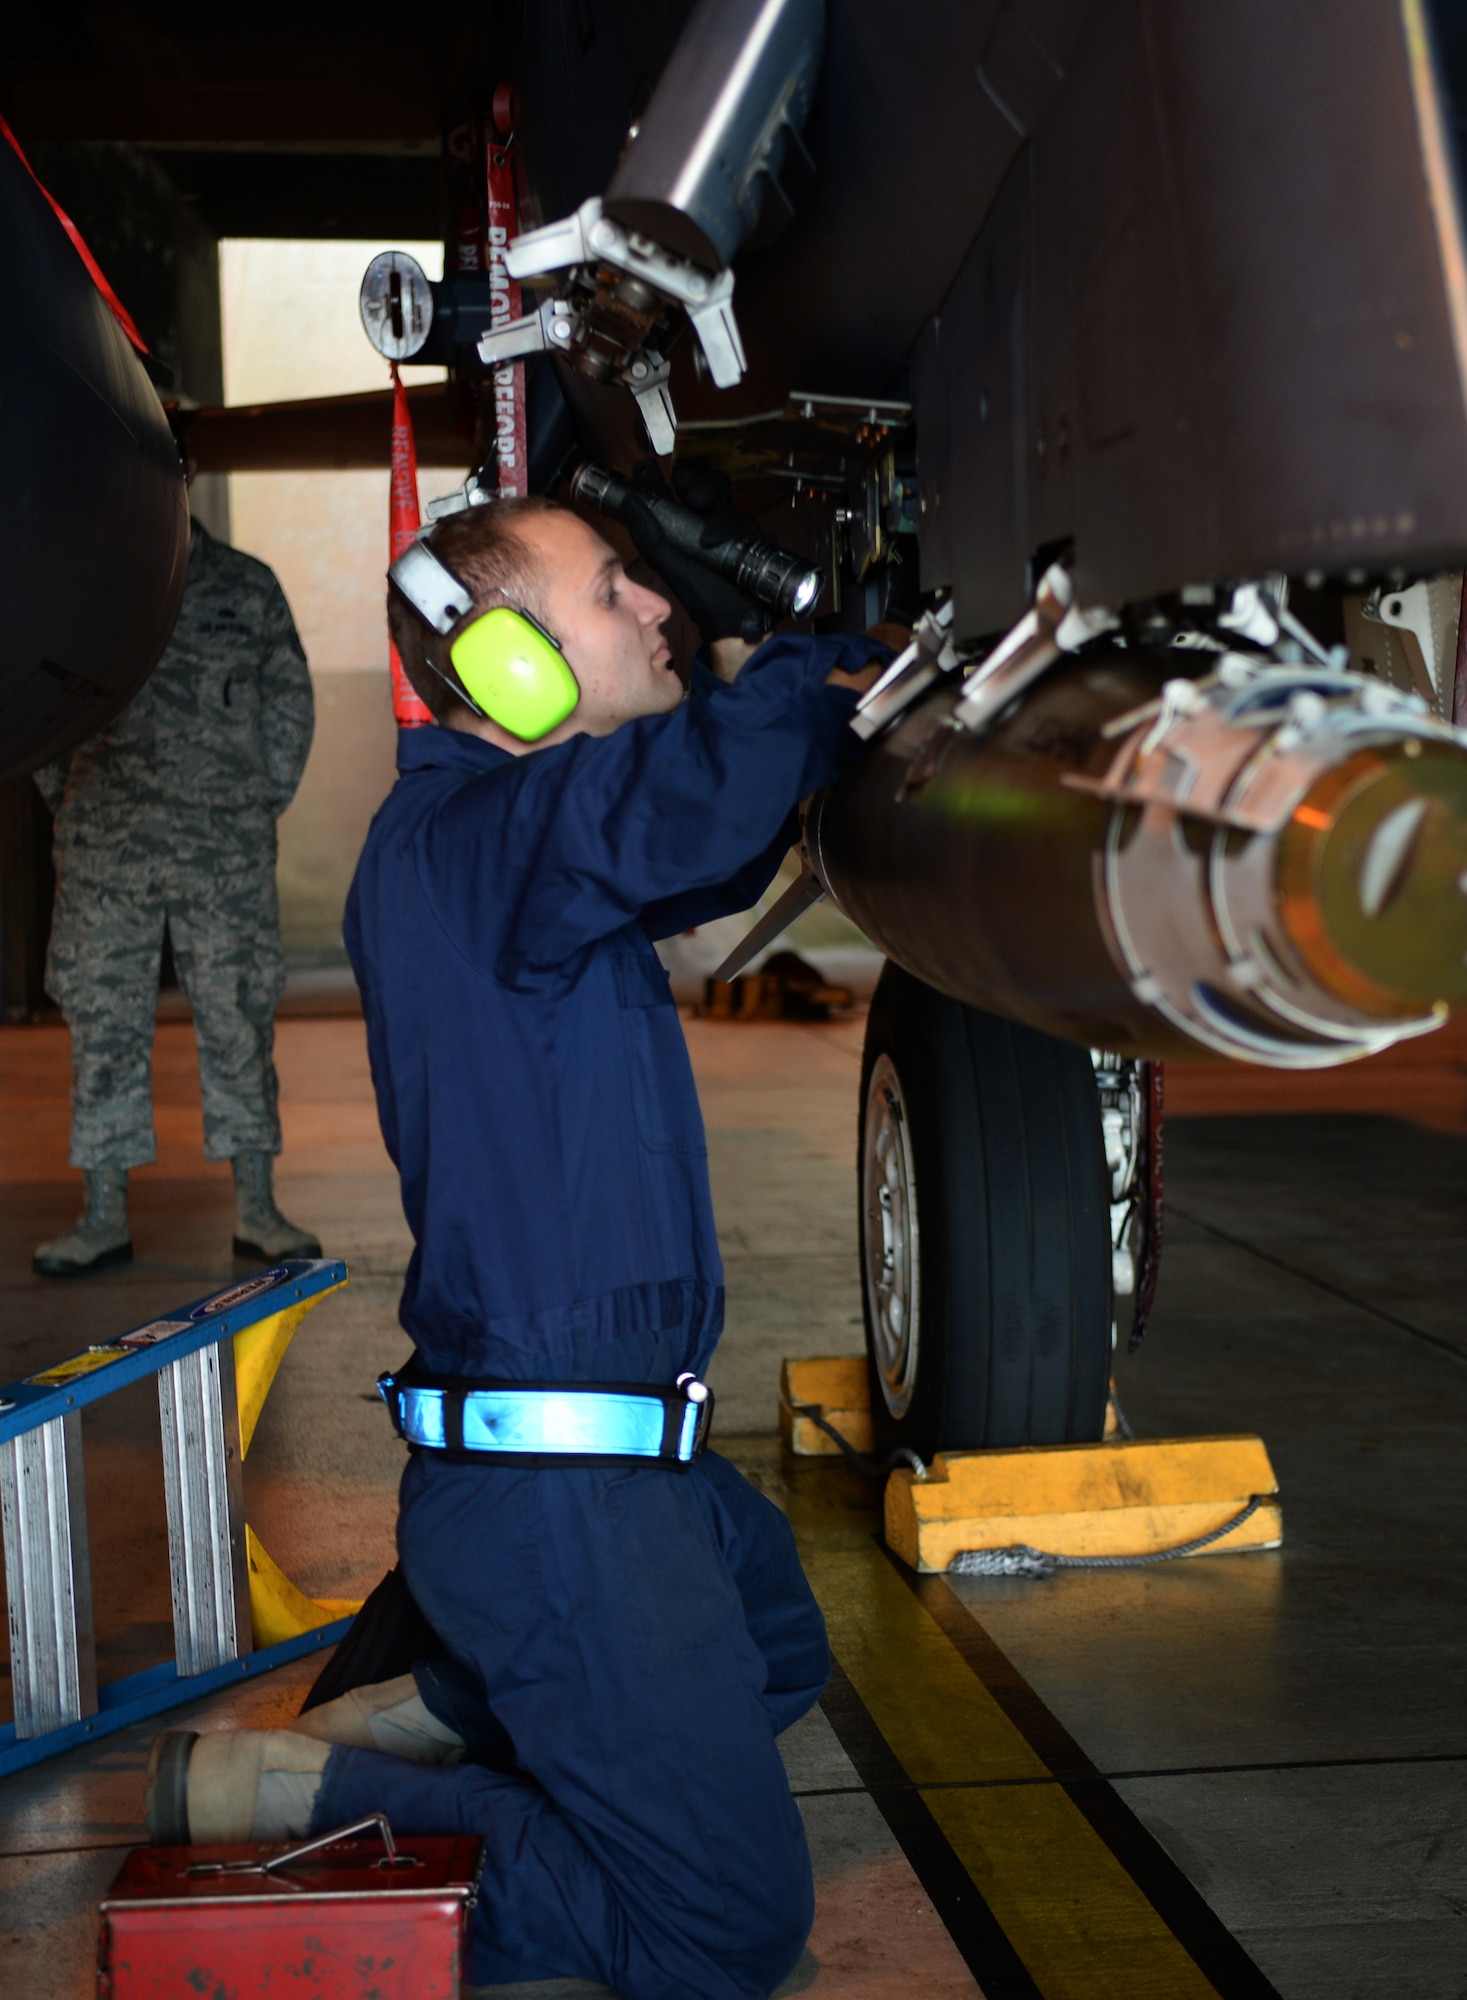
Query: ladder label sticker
189 1269 290 1319
117 1320 192 1350
27 1346 129 1386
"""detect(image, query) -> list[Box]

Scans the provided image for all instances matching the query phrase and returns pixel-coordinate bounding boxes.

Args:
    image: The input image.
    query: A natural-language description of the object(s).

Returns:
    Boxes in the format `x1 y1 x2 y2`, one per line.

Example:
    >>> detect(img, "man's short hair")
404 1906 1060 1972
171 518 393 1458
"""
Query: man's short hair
388 495 562 724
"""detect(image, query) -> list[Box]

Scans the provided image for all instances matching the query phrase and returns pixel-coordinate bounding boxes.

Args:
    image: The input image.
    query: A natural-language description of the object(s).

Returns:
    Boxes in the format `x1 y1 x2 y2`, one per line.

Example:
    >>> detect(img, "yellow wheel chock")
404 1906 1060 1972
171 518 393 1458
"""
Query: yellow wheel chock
233 1279 364 1646
781 1354 1281 1573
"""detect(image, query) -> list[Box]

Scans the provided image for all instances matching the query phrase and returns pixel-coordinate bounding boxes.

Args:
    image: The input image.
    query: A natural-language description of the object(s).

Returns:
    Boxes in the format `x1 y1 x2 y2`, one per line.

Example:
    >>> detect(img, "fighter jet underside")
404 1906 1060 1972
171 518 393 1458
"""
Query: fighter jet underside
467 0 1467 1451
13 0 1467 1454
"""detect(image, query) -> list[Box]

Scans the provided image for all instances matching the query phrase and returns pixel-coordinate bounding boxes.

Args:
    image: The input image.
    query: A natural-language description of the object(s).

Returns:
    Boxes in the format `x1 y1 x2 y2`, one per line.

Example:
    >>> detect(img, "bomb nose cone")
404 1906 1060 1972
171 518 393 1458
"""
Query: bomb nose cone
1279 744 1467 1016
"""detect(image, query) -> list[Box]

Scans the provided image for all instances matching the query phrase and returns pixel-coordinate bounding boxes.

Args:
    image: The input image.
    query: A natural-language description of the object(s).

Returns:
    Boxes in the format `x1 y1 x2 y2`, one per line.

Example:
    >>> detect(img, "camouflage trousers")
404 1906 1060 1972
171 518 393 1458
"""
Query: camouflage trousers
46 843 286 1169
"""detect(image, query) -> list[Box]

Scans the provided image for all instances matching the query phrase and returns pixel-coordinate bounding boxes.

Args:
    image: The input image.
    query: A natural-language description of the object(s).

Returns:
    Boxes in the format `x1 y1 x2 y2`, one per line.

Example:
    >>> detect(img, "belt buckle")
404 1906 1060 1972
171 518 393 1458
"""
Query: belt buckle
377 1369 407 1440
675 1372 715 1461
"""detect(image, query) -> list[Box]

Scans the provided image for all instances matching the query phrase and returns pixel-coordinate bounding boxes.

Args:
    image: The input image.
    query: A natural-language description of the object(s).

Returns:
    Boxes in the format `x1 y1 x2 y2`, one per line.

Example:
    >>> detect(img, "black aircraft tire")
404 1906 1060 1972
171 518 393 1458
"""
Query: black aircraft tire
858 962 1112 1459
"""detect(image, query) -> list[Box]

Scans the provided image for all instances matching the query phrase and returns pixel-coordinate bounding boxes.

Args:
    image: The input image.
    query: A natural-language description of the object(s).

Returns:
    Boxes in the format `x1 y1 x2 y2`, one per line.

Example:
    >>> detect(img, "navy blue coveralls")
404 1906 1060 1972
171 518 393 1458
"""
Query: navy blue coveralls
325 634 884 1997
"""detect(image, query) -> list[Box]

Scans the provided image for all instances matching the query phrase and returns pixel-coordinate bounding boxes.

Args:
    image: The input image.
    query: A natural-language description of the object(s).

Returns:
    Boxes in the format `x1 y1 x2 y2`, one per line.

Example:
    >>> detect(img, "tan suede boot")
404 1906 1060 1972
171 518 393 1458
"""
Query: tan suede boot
145 1728 331 1844
33 1167 132 1277
231 1151 322 1260
292 1673 466 1765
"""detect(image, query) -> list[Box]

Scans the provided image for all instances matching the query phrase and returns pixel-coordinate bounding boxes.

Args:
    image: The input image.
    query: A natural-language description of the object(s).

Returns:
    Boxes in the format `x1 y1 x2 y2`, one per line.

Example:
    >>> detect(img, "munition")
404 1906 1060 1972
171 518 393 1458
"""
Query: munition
810 646 1467 1068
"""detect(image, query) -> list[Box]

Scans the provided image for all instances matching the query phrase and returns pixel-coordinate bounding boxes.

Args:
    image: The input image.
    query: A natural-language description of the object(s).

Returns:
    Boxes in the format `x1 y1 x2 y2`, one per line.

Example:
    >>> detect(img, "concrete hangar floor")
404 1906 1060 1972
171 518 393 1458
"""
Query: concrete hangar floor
0 975 1464 1999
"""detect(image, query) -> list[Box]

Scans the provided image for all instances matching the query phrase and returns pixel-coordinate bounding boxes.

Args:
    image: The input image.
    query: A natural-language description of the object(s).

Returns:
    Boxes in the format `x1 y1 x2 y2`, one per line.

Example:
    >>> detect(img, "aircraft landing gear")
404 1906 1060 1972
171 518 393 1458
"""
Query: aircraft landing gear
858 963 1112 1459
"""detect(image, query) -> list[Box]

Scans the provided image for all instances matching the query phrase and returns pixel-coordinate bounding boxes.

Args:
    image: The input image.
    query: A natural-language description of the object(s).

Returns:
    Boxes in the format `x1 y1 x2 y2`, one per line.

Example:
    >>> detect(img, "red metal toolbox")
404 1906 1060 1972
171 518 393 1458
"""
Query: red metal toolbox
98 1814 482 2000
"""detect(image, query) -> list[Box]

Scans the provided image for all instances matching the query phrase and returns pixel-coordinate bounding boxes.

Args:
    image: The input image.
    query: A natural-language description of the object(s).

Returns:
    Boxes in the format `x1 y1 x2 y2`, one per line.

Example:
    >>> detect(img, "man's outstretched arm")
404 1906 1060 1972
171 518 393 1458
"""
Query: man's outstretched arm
422 630 891 981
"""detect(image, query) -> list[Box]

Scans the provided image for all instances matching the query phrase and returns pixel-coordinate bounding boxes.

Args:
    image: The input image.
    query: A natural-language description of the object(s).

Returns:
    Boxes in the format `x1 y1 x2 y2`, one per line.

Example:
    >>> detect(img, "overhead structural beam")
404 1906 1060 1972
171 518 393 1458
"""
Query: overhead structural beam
185 385 475 474
5 82 443 149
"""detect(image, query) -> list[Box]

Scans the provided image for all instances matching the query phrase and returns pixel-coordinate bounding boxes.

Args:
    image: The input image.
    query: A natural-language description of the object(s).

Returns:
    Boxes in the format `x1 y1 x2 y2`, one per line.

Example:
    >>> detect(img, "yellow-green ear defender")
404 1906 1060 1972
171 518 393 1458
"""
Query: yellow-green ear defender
449 604 580 742
388 532 580 742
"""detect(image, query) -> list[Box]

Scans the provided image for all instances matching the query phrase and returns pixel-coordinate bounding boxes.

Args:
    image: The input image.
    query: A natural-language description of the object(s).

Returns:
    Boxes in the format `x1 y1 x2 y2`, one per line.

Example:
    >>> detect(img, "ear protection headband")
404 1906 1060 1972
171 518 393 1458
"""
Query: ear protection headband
389 535 580 742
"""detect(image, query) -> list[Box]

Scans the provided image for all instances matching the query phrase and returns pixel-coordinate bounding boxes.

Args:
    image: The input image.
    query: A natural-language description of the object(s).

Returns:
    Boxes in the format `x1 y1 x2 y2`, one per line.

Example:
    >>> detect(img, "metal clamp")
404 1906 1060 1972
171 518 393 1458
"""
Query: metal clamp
476 296 562 368
477 196 748 451
949 563 1075 736
505 198 739 335
624 350 678 457
851 602 960 742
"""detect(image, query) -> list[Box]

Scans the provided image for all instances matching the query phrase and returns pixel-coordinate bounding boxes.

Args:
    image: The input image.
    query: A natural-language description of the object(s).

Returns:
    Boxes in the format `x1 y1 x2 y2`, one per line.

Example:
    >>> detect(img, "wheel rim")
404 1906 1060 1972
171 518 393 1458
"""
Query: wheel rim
862 1053 921 1419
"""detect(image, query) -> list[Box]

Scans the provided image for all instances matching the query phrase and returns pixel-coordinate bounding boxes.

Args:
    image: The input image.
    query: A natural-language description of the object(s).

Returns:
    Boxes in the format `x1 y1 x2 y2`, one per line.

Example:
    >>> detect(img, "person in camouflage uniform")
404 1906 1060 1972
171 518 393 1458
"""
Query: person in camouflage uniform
33 519 321 1275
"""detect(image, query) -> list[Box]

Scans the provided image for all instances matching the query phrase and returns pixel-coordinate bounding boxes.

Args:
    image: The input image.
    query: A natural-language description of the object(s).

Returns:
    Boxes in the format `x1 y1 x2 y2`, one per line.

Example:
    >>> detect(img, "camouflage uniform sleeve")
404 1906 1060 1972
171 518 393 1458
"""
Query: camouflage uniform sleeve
32 755 70 816
258 581 314 816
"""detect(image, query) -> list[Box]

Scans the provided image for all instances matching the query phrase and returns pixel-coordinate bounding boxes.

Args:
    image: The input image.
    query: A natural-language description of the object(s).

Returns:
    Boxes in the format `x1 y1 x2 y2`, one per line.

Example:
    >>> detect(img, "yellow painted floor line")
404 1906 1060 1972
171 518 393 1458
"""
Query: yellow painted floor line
798 1531 1228 2000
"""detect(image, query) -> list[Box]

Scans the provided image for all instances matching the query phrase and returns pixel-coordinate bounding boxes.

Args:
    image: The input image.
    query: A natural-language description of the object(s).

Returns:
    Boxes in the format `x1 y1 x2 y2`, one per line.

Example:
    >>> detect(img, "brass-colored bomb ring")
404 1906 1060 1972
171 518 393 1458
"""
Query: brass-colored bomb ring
1277 745 1467 1018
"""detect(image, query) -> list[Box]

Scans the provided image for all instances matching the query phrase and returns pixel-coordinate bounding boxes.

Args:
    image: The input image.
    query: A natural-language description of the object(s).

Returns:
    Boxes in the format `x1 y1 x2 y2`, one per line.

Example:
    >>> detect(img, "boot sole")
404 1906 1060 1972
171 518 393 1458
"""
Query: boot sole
144 1730 199 1843
233 1235 322 1262
32 1240 133 1279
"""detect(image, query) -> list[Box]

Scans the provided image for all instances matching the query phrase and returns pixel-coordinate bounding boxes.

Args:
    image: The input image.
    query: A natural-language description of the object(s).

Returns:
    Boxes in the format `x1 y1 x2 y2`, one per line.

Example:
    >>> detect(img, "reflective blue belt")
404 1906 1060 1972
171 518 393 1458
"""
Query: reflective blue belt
378 1367 714 1467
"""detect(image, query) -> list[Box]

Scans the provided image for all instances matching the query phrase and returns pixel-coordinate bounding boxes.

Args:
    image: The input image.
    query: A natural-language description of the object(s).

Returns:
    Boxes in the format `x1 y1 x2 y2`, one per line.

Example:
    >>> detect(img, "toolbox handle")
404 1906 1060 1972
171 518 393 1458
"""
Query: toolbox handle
186 1812 421 1880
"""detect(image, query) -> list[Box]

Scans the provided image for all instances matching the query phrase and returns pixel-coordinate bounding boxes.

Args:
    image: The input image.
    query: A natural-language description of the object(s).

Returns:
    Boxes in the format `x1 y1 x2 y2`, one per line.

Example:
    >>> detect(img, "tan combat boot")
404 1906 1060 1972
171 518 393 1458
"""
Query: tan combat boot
33 1167 132 1277
145 1728 332 1844
292 1673 466 1765
231 1151 322 1260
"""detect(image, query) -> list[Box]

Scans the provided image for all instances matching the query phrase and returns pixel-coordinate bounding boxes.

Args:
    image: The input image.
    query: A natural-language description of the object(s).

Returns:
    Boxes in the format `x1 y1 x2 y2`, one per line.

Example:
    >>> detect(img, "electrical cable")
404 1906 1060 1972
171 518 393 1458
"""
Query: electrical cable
947 1495 1269 1578
791 1395 1269 1580
788 1402 927 1480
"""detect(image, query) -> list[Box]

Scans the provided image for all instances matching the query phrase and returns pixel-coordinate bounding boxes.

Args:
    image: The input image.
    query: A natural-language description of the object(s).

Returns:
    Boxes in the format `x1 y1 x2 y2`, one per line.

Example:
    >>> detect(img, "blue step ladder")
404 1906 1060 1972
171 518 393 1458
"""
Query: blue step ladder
0 1259 357 1777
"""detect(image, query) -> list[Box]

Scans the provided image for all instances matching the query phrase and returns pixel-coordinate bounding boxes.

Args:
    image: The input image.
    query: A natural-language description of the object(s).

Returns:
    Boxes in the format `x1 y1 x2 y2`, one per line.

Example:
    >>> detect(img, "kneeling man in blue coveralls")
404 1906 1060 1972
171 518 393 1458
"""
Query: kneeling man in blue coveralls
145 477 890 1999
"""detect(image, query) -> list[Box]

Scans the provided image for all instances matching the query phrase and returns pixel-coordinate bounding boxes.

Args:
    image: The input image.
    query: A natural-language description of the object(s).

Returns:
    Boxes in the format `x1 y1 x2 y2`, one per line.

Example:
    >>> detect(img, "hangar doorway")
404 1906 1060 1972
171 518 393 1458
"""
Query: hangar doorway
219 237 464 981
